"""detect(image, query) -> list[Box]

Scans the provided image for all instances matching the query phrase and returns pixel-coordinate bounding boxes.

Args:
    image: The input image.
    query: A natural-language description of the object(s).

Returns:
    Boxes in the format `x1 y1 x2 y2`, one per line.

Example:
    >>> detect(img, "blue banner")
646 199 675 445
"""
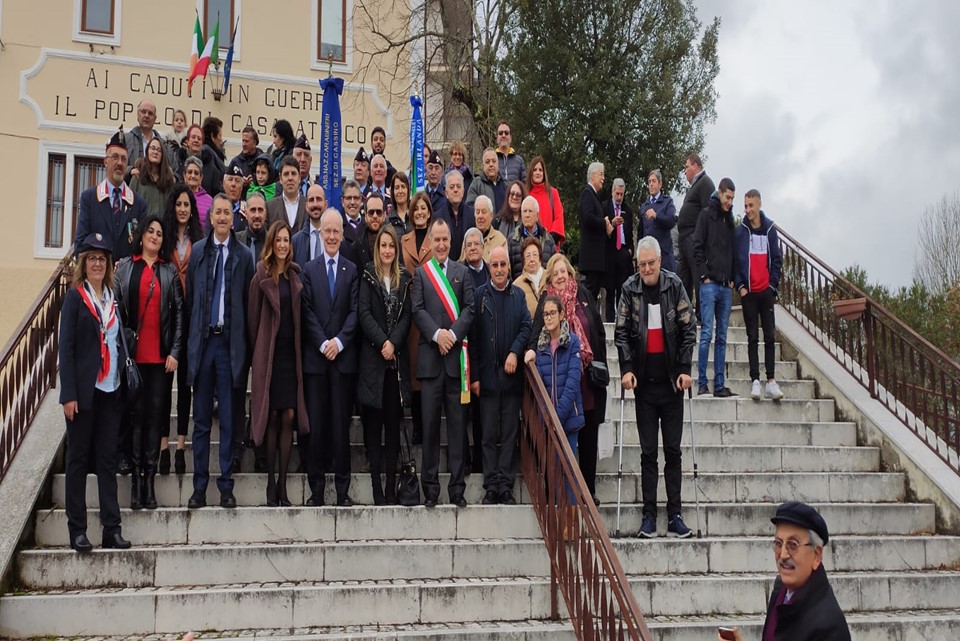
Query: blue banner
410 95 425 194
318 77 344 213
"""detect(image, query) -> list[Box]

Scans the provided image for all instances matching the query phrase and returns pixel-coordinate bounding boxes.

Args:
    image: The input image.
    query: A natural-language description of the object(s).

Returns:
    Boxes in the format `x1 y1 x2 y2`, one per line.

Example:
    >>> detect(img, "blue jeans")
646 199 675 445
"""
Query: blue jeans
698 282 732 389
192 334 236 494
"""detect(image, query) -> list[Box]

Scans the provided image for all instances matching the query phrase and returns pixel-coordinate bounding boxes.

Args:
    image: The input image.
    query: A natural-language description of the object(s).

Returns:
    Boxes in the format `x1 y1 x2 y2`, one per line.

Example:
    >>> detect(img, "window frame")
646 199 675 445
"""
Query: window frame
198 0 243 62
72 0 122 46
312 0 353 72
34 142 106 259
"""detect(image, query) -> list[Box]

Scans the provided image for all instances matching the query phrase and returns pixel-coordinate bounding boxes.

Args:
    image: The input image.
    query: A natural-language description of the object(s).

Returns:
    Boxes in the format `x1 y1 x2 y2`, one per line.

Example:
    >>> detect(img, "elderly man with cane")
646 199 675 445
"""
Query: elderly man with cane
615 236 697 538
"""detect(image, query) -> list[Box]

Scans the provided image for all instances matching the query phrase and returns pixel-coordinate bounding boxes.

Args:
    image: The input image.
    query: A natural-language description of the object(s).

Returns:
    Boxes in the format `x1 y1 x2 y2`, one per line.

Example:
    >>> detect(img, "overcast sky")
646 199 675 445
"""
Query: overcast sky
690 0 960 288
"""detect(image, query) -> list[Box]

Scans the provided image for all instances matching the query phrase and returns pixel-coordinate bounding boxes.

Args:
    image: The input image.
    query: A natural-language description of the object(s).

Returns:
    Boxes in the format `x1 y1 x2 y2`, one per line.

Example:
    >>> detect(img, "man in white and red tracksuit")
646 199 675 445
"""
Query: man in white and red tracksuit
733 189 784 401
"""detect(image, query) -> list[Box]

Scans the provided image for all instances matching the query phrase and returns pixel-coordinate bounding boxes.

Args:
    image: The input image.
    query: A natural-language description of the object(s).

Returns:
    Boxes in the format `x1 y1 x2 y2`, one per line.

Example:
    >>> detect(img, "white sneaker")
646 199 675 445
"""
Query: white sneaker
751 379 762 400
765 380 784 401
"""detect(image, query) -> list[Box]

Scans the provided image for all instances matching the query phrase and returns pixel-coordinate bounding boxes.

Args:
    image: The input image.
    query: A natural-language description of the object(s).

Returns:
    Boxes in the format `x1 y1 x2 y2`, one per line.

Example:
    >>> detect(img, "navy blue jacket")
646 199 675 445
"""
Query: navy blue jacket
638 193 677 270
59 287 128 410
185 232 256 387
534 323 584 433
300 253 360 375
435 200 475 261
733 211 782 294
469 282 532 393
292 225 352 269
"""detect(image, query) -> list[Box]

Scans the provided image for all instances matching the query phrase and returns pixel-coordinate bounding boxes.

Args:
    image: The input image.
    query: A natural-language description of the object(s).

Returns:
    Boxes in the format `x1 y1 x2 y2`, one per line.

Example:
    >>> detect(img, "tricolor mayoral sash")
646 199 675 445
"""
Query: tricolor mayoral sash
423 258 471 404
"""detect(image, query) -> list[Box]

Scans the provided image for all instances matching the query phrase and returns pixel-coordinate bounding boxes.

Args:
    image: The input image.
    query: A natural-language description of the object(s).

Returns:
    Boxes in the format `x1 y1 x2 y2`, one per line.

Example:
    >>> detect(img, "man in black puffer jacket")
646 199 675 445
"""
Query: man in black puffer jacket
693 177 737 398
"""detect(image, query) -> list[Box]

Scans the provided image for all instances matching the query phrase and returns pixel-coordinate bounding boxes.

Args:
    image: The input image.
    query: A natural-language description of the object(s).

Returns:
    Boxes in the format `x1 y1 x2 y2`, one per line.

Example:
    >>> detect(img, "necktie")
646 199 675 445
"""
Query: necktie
311 230 319 261
439 261 445 273
113 187 121 215
327 258 336 297
210 244 225 327
615 205 622 250
301 179 309 197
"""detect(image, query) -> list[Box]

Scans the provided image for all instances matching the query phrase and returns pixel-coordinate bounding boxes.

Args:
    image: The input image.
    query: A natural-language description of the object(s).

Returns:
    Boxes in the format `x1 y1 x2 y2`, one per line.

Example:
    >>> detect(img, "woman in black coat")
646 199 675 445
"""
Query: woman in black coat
59 233 132 553
358 225 413 505
114 215 184 510
526 253 608 502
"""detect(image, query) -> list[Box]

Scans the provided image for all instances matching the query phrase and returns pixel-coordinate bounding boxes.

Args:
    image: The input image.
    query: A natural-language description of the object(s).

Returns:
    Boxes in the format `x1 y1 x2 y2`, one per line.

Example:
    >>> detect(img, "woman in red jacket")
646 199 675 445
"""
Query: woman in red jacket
525 156 565 246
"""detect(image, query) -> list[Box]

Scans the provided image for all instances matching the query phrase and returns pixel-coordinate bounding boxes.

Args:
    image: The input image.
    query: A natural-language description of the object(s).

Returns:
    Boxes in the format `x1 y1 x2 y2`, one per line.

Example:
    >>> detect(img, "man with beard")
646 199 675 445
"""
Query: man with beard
267 156 308 232
348 192 385 270
292 184 329 267
237 192 268 260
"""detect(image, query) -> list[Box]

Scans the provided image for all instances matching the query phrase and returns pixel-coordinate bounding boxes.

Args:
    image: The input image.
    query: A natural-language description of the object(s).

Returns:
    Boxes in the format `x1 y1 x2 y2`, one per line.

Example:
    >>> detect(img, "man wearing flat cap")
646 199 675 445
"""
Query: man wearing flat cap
720 502 850 641
425 149 448 216
73 127 148 260
222 159 248 233
293 135 313 197
353 147 371 195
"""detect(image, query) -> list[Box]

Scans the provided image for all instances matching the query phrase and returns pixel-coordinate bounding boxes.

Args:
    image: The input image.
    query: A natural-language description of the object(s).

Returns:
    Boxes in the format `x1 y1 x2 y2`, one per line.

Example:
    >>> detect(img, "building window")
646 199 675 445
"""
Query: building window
80 0 115 34
318 0 346 63
204 0 234 50
40 152 105 253
73 0 121 45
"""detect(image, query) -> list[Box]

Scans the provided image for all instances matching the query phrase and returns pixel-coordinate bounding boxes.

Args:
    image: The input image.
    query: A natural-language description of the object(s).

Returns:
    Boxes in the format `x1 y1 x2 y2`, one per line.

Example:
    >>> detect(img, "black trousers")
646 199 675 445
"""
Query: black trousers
305 371 354 498
676 233 700 321
131 363 171 474
581 270 605 302
421 373 466 501
465 392 482 471
605 247 634 322
172 353 190 437
578 420 600 496
636 380 684 517
65 389 123 538
479 391 522 494
362 372 401 477
741 287 777 381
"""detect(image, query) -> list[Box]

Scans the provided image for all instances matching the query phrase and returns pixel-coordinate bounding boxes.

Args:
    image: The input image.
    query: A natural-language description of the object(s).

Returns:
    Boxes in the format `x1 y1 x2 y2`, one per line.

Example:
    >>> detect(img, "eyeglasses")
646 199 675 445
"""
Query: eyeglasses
638 258 659 270
543 310 559 318
106 154 127 162
773 539 815 555
497 130 510 136
86 255 108 264
509 192 522 199
489 261 508 268
366 208 384 216
343 195 362 201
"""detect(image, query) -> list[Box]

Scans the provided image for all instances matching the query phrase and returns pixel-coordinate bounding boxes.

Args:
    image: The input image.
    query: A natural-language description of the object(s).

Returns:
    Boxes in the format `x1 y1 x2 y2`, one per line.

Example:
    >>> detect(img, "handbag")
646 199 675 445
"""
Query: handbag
588 360 610 387
116 301 142 401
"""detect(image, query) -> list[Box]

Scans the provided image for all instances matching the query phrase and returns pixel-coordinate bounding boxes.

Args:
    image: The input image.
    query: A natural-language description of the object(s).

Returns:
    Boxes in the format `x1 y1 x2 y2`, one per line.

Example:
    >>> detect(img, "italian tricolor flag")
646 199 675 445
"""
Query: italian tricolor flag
187 14 219 97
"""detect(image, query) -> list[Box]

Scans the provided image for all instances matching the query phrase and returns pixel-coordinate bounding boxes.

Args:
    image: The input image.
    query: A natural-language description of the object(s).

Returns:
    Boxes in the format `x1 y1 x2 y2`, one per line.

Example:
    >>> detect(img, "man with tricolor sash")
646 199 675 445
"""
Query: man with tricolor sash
412 218 475 508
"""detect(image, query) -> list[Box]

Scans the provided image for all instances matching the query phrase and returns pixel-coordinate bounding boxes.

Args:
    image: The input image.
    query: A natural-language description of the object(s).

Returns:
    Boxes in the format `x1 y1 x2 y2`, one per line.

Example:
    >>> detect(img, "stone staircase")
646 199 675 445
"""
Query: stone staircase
2 316 959 640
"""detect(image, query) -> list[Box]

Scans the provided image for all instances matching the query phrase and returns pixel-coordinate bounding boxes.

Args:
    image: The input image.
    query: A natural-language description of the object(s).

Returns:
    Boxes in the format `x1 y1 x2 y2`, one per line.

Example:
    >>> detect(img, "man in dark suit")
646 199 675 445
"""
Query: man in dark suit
347 192 385 270
292 184 328 267
73 127 148 261
412 218 475 507
425 149 449 215
603 177 635 322
301 208 360 506
340 179 365 242
578 161 607 300
677 153 715 322
185 193 256 509
267 156 309 232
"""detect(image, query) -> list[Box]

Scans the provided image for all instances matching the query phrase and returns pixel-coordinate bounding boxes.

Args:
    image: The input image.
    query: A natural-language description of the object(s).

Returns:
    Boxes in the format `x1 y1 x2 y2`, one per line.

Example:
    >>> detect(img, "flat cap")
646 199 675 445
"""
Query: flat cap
294 134 311 150
771 502 829 545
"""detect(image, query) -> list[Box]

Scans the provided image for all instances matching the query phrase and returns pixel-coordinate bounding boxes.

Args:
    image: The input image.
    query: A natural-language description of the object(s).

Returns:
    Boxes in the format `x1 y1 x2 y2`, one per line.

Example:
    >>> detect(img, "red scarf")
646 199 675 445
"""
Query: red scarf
547 279 594 368
76 283 117 382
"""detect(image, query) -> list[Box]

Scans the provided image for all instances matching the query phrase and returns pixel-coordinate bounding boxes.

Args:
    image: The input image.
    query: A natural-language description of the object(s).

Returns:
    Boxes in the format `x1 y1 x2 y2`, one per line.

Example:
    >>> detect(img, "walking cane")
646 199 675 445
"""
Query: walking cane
614 386 626 538
687 387 704 539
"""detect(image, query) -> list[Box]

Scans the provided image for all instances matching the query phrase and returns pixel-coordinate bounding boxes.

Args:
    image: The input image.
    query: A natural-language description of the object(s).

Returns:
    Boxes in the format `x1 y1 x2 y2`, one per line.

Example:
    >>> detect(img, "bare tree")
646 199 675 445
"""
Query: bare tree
352 0 517 158
914 191 960 295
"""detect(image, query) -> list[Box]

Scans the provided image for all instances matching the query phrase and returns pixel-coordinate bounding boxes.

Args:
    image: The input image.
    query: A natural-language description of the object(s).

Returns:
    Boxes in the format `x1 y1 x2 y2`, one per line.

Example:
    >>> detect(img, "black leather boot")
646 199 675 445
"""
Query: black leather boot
371 474 385 506
129 468 143 510
143 472 158 509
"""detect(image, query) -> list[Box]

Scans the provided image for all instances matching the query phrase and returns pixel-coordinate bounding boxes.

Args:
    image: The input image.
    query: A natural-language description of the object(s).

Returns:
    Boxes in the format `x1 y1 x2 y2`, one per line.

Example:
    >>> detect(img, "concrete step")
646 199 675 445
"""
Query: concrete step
15 611 960 641
3 570 958 635
181 419 858 449
606 359 798 381
18 534 959 590
134 438 873 475
53 470 905 508
32 502 935 548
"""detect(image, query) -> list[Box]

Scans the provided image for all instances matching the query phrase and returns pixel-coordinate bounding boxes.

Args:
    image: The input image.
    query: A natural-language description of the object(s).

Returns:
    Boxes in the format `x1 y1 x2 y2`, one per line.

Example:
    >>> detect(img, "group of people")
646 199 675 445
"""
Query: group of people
60 99 787 553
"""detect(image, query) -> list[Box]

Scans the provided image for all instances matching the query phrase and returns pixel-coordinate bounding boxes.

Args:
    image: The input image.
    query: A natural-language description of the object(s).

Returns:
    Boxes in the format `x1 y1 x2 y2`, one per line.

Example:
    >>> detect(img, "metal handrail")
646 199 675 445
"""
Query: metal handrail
777 226 959 473
521 361 653 641
0 254 72 481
